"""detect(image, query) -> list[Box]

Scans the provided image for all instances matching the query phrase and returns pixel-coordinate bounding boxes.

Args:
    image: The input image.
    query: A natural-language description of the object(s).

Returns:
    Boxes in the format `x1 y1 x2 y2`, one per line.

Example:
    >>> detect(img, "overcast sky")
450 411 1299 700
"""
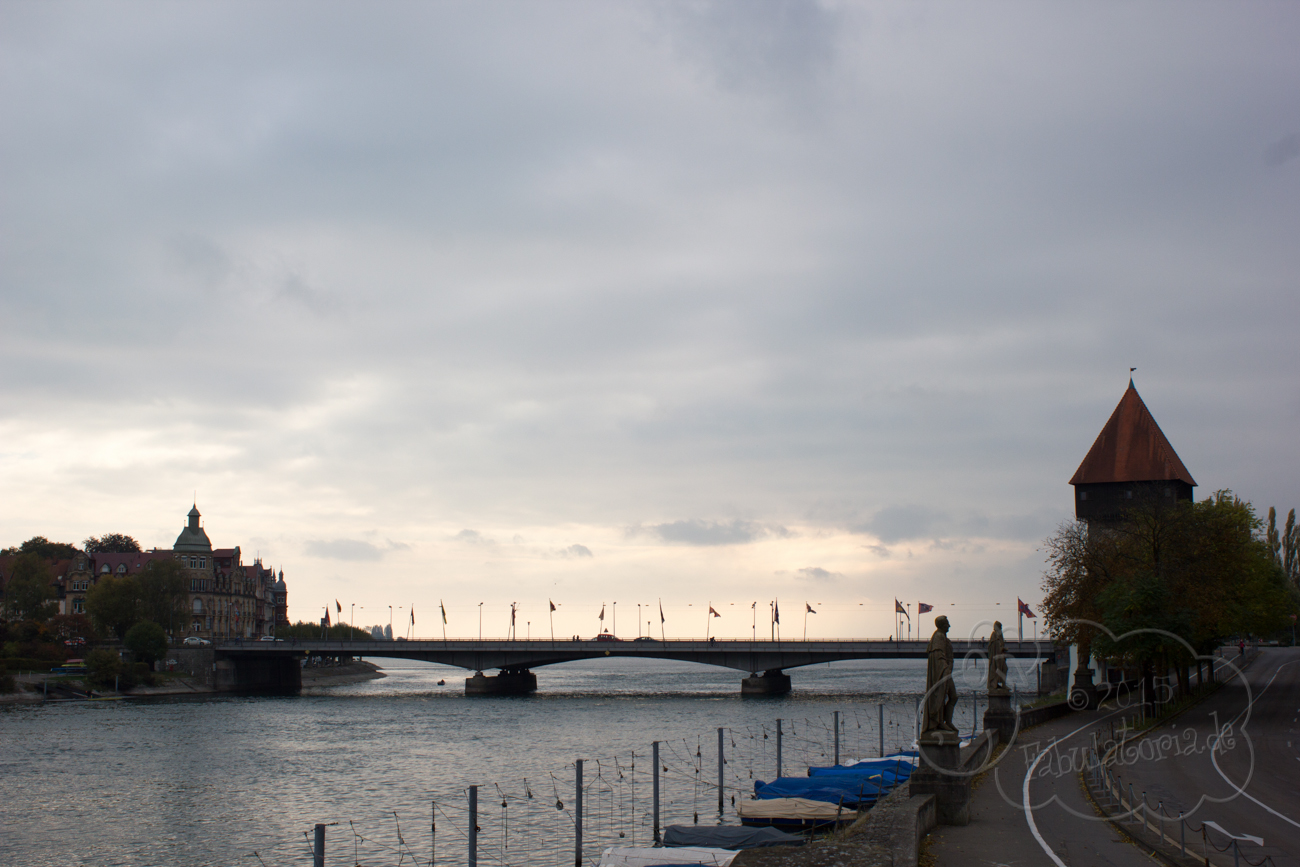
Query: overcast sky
2 1 1297 640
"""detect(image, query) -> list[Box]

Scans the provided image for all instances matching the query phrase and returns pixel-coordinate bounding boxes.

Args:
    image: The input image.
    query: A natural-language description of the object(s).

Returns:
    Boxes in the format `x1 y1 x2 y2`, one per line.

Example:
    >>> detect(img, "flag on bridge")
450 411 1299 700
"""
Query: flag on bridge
325 608 331 626
709 606 720 617
895 599 908 618
1018 598 1036 618
440 600 447 624
659 600 665 624
550 600 556 612
336 599 342 614
806 603 816 614
773 599 780 624
410 607 415 625
918 602 933 614
599 604 605 622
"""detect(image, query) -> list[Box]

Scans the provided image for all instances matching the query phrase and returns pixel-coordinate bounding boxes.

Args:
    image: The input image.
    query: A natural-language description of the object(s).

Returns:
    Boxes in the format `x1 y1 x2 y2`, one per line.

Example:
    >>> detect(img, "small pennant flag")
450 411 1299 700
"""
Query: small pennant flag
550 600 556 612
440 600 447 624
410 608 415 625
336 599 342 614
324 608 331 626
1018 598 1036 618
918 602 933 614
806 603 817 614
659 600 665 624
598 604 605 621
709 606 721 617
773 599 780 624
895 599 908 618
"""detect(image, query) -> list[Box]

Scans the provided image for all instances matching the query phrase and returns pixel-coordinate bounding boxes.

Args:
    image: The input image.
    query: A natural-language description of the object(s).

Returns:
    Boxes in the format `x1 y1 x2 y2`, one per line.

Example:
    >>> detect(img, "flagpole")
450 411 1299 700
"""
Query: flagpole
803 604 808 641
549 601 555 646
706 602 711 641
659 598 665 642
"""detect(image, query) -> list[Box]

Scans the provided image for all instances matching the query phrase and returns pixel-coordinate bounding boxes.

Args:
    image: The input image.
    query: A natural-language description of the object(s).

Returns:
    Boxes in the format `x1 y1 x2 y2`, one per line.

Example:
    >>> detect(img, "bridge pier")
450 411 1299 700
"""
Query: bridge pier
741 669 791 696
215 653 302 695
465 668 537 696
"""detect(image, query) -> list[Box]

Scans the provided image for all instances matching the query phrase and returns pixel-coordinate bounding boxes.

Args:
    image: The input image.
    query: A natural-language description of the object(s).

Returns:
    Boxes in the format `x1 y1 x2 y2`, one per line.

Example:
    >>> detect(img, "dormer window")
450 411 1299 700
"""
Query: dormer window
116 564 127 574
101 564 110 573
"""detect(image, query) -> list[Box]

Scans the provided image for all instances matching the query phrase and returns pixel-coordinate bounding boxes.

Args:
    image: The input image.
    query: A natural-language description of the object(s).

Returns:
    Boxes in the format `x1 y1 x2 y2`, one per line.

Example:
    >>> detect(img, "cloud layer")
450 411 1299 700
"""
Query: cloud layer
1 2 1297 637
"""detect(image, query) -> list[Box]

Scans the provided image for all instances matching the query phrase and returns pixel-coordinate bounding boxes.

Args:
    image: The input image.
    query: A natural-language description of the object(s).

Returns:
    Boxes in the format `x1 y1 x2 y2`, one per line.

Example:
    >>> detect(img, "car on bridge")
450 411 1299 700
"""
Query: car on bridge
594 631 621 642
183 637 211 647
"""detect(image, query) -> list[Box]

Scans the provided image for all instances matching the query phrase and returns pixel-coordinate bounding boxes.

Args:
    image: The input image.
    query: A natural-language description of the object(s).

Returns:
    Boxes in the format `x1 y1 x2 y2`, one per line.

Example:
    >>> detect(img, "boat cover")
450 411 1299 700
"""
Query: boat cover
752 776 887 807
737 797 857 822
597 845 738 867
808 758 915 779
663 825 804 849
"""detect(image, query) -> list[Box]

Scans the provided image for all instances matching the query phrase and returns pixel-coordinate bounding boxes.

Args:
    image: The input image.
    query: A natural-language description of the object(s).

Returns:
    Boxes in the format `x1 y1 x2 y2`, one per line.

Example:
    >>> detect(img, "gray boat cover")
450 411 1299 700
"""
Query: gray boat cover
663 825 805 849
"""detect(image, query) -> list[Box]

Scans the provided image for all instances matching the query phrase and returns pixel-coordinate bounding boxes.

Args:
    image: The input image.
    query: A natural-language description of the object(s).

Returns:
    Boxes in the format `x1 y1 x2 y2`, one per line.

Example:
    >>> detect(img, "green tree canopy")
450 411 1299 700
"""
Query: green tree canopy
135 560 188 633
1042 490 1295 669
84 534 141 554
124 621 168 665
85 574 141 640
3 552 58 621
1 536 78 560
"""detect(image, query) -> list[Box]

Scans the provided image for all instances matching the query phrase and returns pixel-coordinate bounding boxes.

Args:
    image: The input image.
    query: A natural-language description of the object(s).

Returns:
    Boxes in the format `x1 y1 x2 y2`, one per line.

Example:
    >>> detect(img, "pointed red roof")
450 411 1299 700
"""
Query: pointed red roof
1070 382 1196 486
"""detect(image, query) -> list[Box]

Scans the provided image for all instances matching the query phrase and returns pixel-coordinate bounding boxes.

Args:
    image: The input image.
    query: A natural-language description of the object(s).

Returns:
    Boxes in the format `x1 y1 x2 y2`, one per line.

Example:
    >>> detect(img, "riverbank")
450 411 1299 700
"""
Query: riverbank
301 659 386 687
1 659 385 702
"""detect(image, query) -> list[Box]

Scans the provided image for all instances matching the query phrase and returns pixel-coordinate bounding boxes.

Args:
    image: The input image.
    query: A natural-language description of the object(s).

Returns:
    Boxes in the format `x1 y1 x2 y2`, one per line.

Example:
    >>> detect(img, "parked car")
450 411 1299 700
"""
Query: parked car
183 636 212 647
594 631 622 642
258 635 280 642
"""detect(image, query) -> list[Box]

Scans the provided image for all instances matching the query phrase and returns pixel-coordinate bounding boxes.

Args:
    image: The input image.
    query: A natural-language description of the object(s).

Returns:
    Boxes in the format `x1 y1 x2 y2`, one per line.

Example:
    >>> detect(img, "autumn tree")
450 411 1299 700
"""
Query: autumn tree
135 559 188 635
124 621 168 666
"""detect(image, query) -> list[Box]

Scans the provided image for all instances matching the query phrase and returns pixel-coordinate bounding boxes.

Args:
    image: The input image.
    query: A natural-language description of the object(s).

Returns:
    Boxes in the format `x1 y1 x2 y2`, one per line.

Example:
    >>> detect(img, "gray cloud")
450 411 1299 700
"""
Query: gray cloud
305 538 383 562
560 544 593 558
644 519 790 546
795 566 840 583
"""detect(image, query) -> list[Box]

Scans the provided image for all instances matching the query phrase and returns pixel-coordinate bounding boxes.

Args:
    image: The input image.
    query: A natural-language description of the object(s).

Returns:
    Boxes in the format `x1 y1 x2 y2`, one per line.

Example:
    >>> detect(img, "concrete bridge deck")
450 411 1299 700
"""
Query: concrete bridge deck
216 637 1047 695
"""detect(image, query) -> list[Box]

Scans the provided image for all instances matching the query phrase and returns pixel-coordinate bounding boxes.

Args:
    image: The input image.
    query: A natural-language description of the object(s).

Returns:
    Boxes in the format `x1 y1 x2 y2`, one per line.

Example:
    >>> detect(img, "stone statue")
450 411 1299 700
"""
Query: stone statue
922 615 959 735
987 620 1008 693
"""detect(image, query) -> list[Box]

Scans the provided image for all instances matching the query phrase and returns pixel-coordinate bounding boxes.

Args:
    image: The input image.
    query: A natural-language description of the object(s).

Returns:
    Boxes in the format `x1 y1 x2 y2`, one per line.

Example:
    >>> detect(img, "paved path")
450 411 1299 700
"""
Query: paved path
1110 646 1300 866
930 701 1159 867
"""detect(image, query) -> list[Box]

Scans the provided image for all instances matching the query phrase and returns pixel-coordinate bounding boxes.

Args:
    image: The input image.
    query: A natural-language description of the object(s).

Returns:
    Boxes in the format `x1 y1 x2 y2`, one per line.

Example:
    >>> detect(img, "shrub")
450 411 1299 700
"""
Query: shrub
85 647 123 689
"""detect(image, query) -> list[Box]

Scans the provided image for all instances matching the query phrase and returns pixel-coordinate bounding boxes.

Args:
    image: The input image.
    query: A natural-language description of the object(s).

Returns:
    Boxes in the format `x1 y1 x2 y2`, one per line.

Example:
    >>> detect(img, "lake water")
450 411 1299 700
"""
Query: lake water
0 656 1034 866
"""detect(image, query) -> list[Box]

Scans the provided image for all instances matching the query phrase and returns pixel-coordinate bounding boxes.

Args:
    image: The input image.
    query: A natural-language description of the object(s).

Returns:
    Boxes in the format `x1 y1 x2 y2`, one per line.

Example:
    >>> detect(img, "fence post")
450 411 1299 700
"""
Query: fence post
776 719 783 779
833 711 840 766
717 727 725 815
652 742 661 845
313 824 324 867
878 704 885 757
575 759 584 867
468 785 478 867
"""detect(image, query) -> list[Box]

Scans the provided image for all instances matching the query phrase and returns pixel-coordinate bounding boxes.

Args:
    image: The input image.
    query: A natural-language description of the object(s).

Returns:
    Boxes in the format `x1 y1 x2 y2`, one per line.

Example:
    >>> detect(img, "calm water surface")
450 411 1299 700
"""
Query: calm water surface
1 656 1030 866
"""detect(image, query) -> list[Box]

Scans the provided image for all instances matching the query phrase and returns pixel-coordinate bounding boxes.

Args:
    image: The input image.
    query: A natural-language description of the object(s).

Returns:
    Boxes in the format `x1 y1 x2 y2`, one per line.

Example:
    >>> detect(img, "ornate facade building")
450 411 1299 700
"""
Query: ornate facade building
57 505 288 640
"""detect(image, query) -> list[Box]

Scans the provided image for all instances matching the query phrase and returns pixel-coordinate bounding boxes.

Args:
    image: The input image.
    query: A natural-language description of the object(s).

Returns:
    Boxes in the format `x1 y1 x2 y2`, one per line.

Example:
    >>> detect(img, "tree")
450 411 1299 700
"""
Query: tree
0 536 78 560
136 560 188 634
3 552 57 621
1042 490 1295 705
124 621 167 666
85 574 141 640
85 647 123 689
83 534 141 554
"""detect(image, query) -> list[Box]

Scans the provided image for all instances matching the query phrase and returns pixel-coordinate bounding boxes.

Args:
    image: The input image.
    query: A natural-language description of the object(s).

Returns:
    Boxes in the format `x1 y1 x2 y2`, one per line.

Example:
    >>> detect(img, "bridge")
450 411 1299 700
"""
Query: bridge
214 637 1049 695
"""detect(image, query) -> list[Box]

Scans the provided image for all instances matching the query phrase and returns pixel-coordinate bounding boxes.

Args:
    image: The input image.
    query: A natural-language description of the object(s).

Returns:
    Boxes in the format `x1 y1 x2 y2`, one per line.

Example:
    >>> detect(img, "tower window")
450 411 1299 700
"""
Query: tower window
1125 490 1133 499
1079 491 1088 501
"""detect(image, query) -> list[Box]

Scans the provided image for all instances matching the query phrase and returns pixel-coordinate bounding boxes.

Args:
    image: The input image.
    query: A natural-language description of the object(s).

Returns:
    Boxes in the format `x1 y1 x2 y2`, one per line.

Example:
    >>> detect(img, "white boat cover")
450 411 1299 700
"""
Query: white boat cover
597 845 739 867
737 797 858 822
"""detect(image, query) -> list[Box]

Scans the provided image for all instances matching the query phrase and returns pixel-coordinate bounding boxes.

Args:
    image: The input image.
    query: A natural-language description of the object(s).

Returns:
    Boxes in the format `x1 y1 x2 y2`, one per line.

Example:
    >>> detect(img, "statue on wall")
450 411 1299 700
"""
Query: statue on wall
922 615 959 735
987 620 1008 693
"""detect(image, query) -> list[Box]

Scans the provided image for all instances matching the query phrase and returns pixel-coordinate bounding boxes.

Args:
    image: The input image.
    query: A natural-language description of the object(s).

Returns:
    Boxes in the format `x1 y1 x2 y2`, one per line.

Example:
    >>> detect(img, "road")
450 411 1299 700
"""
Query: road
1113 646 1300 866
931 646 1300 866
